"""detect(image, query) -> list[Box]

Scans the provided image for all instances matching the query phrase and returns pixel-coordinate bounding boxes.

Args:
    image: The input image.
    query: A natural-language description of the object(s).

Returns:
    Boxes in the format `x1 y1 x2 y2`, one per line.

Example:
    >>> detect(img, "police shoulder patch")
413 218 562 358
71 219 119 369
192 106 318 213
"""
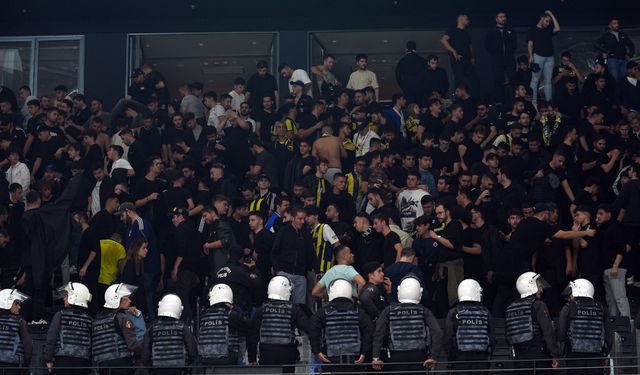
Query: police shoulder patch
124 319 133 330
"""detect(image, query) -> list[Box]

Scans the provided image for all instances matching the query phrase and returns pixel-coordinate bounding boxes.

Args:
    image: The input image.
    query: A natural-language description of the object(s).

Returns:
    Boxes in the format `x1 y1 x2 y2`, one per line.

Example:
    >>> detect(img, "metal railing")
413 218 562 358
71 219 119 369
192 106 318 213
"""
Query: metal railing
2 356 638 375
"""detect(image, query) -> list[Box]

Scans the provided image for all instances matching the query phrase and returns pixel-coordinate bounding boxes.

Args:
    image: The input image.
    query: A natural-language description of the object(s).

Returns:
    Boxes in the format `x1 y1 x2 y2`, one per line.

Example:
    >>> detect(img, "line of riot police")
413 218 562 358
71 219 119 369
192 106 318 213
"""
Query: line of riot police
0 271 612 374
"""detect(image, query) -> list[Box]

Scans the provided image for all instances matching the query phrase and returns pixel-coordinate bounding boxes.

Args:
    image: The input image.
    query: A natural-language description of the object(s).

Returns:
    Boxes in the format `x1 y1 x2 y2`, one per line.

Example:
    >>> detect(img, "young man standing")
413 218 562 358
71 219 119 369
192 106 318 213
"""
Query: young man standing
527 10 561 105
346 54 380 100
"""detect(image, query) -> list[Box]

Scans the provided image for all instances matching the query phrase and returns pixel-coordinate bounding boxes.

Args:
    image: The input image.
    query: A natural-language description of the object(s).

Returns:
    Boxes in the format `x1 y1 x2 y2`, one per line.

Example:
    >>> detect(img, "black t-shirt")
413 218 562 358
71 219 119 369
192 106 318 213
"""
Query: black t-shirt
421 113 444 138
509 217 558 273
461 139 484 169
445 27 472 59
163 186 191 212
383 231 402 268
526 25 556 57
128 82 152 104
133 177 167 224
432 146 460 174
246 73 278 109
256 110 281 143
145 71 170 105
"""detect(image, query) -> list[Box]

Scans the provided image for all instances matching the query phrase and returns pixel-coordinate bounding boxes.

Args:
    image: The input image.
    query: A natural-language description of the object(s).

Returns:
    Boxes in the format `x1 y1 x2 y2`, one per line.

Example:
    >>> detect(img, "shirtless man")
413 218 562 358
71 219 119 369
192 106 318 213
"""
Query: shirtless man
312 126 346 184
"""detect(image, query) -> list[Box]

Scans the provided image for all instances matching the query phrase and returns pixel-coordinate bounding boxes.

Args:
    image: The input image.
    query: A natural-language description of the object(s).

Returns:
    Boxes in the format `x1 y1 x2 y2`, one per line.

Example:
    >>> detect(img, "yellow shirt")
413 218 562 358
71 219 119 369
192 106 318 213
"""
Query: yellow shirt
98 239 126 285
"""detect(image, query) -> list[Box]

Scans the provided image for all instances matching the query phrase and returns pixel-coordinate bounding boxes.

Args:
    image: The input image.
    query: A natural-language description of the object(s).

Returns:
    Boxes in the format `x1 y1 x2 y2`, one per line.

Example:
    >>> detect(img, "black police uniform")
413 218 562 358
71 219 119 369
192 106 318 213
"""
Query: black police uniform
44 307 93 375
359 282 389 323
0 310 32 375
558 297 611 375
254 299 309 373
444 301 495 372
142 316 198 375
309 297 373 374
505 296 561 374
92 309 142 375
198 304 256 366
373 302 445 372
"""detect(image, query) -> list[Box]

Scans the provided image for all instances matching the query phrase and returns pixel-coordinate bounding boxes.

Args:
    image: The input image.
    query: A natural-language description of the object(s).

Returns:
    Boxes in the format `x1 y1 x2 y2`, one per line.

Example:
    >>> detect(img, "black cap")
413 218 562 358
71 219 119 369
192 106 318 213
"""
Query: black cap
627 61 638 70
290 80 305 87
131 68 144 78
170 206 188 217
258 173 270 181
362 261 381 276
248 133 264 148
594 57 607 66
533 203 550 214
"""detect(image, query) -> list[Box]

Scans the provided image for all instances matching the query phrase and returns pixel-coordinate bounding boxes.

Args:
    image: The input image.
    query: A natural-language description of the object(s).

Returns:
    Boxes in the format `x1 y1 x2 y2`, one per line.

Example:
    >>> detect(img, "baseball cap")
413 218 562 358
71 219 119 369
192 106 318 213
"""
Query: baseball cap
290 80 305 87
131 68 144 78
170 206 188 217
533 203 550 214
362 261 381 276
627 61 638 70
258 174 270 181
114 202 136 215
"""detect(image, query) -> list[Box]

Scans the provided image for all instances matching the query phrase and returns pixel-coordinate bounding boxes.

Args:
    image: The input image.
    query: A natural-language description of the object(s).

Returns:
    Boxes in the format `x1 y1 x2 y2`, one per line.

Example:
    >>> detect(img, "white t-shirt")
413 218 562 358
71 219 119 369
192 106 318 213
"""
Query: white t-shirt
229 90 246 111
396 188 430 232
289 69 313 96
110 158 133 177
91 180 102 216
208 104 226 129
353 129 381 157
346 69 379 90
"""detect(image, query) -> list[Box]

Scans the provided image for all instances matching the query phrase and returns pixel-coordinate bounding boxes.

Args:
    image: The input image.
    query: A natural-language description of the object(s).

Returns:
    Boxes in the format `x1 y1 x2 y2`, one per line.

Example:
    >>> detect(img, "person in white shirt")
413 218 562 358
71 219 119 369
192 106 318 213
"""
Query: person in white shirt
6 149 30 193
107 144 134 182
396 171 430 232
203 91 219 127
278 63 313 96
346 54 380 100
229 77 246 111
353 121 381 157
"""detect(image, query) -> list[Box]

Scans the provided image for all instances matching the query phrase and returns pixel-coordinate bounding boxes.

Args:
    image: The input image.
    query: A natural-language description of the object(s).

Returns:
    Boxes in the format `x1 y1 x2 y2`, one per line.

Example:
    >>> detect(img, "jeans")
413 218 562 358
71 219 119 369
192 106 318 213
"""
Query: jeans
450 57 478 96
603 268 631 317
607 57 628 83
278 271 307 304
530 54 555 104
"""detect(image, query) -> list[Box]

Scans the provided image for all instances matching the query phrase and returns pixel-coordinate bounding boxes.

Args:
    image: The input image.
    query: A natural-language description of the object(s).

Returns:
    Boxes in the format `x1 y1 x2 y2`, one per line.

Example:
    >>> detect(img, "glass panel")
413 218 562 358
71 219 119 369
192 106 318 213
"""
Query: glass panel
0 41 32 99
36 39 81 97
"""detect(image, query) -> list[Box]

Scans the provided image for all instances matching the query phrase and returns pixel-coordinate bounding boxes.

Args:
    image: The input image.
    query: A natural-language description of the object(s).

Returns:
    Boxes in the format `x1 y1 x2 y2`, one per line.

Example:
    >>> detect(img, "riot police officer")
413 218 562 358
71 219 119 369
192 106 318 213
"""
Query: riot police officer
199 284 256 366
358 262 389 323
444 279 495 372
92 283 143 375
255 276 309 373
558 279 612 375
45 282 93 375
506 272 560 373
310 278 373 374
142 294 198 375
372 275 445 373
0 289 32 375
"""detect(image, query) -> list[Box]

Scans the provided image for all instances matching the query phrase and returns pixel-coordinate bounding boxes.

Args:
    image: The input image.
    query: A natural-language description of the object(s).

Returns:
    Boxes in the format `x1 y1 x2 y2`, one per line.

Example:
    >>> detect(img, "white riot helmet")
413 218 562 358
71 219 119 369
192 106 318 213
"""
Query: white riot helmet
516 272 550 299
209 284 233 306
0 289 30 310
328 278 352 301
57 282 92 308
104 283 138 309
267 276 292 301
158 294 183 319
457 279 483 302
568 279 595 299
397 275 423 304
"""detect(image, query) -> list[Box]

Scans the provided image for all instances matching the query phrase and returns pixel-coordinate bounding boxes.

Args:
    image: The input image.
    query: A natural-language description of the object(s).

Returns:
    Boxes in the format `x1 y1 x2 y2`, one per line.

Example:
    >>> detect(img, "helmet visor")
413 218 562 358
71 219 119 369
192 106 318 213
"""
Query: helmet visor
534 274 550 291
9 289 30 305
116 284 138 298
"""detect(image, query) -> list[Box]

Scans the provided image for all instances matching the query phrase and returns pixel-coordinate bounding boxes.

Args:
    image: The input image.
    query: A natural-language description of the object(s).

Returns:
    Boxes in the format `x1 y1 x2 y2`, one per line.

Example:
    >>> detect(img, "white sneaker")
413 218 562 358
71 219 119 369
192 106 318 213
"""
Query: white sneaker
627 276 635 286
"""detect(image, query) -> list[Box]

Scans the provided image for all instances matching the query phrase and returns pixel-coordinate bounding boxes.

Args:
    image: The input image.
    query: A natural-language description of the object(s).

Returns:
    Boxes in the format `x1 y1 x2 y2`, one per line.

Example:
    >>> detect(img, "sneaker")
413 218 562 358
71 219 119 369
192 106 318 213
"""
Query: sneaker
627 276 635 286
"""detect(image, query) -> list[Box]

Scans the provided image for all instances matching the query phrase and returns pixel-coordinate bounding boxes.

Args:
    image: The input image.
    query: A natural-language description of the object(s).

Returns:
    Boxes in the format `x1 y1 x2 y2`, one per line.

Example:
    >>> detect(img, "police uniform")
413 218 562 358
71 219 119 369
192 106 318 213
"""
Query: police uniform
0 310 32 375
359 283 389 323
444 301 495 372
92 309 142 375
44 307 93 374
373 303 445 372
198 304 255 366
309 297 373 373
505 296 561 374
255 299 309 373
558 297 611 375
142 316 198 375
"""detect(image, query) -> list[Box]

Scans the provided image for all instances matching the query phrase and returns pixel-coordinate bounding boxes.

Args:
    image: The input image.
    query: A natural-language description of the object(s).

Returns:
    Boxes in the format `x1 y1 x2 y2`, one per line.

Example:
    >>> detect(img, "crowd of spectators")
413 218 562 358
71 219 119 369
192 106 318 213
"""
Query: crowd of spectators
0 12 639 330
